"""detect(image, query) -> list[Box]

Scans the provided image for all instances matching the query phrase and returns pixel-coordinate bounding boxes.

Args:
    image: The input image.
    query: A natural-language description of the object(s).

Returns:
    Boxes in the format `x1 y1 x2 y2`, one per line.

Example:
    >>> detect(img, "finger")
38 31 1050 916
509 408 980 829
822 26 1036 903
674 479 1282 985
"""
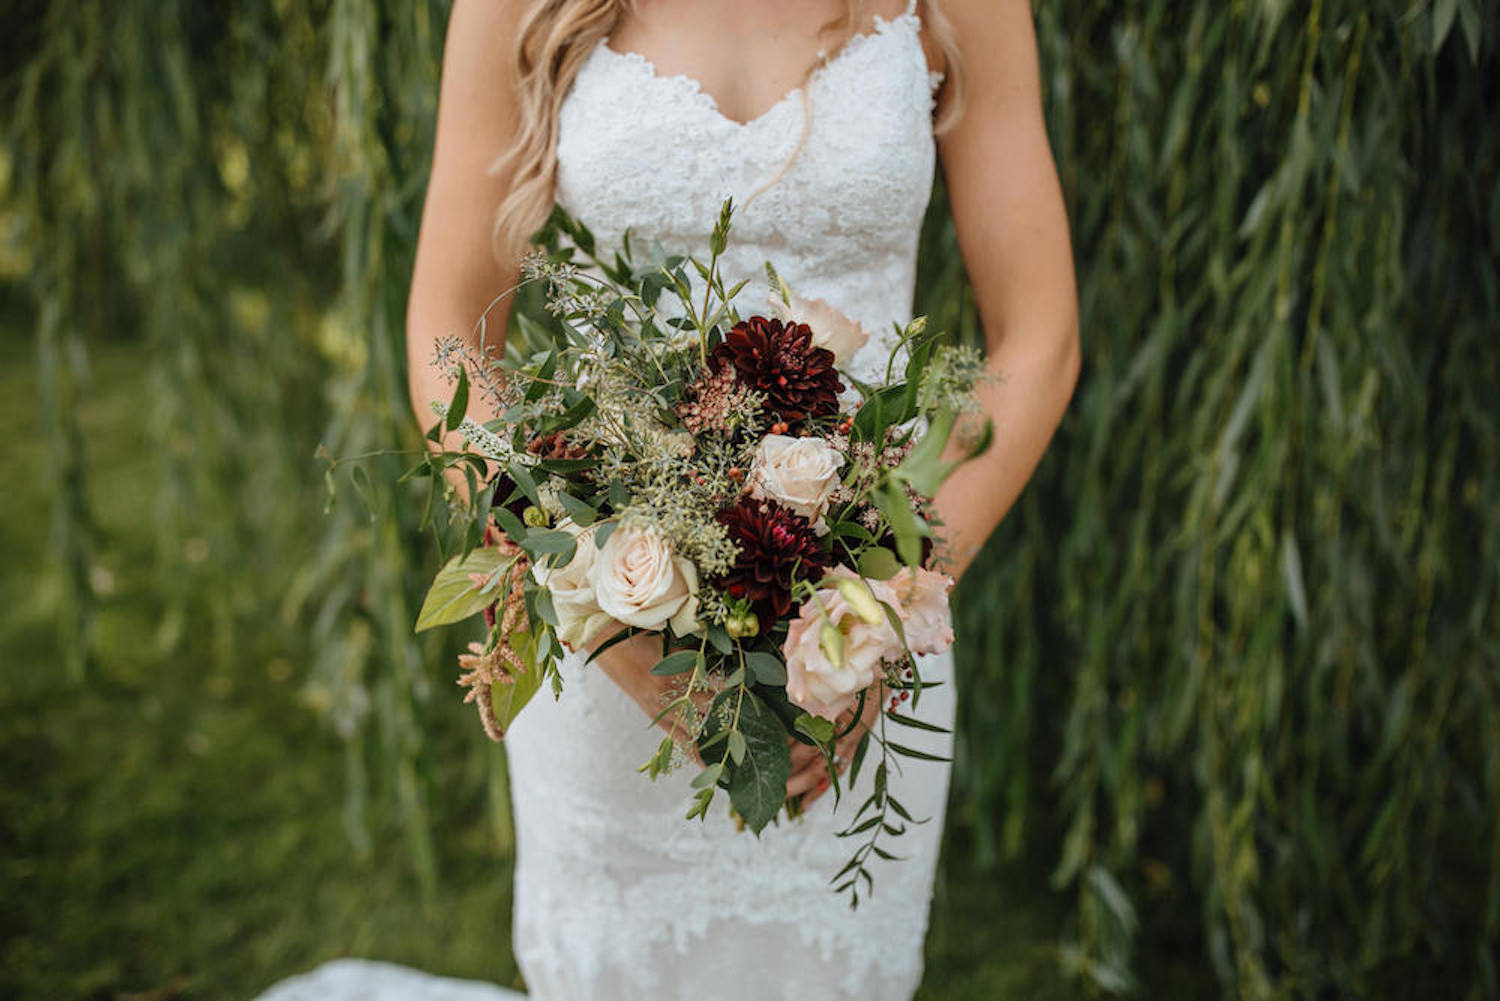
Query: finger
786 752 829 796
795 745 860 807
787 767 829 801
788 739 821 772
798 765 840 808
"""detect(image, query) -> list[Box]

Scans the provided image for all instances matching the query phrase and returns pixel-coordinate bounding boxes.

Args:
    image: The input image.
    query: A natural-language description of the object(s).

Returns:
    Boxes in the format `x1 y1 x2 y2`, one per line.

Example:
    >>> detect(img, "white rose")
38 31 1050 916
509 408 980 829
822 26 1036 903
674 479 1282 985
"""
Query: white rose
530 519 615 651
590 523 702 636
767 289 871 364
749 434 844 523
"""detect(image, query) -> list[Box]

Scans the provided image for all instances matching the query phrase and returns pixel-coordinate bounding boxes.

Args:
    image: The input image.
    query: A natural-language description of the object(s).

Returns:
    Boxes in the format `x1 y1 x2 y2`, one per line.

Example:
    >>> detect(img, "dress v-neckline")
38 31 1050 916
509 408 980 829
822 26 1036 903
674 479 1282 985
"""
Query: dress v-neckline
597 10 920 132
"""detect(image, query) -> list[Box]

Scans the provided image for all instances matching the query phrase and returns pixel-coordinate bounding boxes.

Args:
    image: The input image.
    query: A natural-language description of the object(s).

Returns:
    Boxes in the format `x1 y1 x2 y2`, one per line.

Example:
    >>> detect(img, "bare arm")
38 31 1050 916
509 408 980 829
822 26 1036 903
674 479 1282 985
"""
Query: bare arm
929 0 1081 579
409 1 696 744
406 0 526 456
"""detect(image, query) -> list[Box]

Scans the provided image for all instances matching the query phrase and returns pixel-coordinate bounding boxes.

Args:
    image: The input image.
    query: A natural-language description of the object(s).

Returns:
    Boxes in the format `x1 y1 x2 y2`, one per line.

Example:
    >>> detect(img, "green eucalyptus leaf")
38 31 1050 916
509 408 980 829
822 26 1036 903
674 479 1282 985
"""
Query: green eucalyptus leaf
890 407 959 498
705 622 733 656
794 713 836 745
871 482 931 567
524 350 556 403
744 651 787 686
726 692 791 835
650 650 702 676
507 462 541 506
494 504 528 544
691 762 725 789
490 631 546 734
556 492 599 526
415 548 513 632
856 546 902 581
444 366 469 432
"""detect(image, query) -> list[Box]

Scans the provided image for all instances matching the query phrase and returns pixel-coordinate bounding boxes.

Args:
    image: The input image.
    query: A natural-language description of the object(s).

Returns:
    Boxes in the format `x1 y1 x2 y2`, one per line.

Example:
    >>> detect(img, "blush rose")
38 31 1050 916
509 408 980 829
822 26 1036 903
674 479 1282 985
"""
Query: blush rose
748 434 844 524
529 519 615 651
590 522 702 637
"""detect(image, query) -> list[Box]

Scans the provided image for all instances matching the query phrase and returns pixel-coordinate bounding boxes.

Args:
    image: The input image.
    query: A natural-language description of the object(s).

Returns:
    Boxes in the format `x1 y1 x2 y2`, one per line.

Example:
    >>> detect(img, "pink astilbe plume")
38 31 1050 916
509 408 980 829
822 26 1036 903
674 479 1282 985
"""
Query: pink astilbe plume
456 539 530 741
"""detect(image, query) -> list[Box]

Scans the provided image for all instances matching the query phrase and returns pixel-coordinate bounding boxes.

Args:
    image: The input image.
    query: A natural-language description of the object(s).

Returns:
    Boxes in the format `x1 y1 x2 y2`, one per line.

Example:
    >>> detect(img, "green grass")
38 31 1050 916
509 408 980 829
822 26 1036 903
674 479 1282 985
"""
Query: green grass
0 329 1102 999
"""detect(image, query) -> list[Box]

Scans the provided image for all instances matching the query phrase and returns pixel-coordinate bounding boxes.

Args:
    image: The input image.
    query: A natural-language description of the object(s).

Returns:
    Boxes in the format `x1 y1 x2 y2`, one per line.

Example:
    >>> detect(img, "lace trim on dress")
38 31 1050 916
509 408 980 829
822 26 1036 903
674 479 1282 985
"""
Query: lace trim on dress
597 10 937 132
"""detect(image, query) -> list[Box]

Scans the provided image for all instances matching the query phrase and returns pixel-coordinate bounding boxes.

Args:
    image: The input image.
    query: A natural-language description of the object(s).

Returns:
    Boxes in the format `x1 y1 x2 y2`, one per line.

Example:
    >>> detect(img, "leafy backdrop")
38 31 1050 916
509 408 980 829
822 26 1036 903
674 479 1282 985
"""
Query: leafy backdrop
2 0 1496 997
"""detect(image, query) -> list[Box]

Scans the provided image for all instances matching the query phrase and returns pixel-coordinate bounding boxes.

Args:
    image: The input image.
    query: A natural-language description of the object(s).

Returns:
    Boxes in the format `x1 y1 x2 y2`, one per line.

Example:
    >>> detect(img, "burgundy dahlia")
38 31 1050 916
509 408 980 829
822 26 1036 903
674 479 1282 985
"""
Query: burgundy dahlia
714 498 831 619
709 316 843 422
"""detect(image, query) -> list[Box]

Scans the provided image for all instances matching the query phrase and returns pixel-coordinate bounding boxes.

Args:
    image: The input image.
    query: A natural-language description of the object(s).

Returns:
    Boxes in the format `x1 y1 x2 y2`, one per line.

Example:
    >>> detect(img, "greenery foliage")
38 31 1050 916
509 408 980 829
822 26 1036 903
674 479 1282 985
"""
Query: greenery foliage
2 0 1495 997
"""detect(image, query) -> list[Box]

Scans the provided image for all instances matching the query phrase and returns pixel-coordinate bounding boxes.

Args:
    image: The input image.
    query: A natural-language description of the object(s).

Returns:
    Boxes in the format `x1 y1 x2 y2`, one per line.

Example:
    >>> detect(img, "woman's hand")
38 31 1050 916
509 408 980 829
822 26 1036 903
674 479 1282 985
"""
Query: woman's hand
592 629 881 809
786 685 884 809
590 630 706 755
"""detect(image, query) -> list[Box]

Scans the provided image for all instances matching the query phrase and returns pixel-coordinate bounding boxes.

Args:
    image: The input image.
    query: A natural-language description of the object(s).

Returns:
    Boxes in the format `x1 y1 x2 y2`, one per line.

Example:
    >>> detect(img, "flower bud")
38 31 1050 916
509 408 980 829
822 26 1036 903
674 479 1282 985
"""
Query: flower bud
522 505 549 528
725 609 761 640
819 622 845 669
833 577 885 625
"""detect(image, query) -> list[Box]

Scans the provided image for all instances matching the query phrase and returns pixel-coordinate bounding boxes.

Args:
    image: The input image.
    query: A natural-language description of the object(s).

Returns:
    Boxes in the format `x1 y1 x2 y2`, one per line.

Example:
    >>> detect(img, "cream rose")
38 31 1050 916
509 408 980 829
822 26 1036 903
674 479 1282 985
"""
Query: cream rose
590 523 702 636
530 519 615 651
890 567 955 656
768 289 871 365
748 434 844 524
782 570 905 720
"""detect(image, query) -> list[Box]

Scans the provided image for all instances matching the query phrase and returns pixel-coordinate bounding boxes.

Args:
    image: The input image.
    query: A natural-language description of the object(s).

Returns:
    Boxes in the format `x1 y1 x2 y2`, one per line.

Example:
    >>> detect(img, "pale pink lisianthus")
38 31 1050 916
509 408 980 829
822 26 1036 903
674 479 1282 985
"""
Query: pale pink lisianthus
889 567 955 656
782 570 905 721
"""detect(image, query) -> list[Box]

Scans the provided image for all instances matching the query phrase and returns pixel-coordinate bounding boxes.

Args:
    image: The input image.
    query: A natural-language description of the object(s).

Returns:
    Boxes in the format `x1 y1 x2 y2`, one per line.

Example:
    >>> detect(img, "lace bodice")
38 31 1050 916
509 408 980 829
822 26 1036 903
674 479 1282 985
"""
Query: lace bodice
555 6 942 385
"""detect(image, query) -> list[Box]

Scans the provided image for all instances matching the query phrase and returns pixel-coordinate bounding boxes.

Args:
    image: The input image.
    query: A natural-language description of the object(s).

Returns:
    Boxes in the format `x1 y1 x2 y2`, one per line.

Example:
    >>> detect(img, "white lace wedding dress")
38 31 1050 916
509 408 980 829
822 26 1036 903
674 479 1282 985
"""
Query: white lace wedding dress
258 5 954 1000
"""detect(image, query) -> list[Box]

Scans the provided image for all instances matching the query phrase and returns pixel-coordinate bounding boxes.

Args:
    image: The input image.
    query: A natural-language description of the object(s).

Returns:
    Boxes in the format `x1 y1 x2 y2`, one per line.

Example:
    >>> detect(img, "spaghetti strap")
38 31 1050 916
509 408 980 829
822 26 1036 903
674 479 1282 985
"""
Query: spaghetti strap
905 0 919 16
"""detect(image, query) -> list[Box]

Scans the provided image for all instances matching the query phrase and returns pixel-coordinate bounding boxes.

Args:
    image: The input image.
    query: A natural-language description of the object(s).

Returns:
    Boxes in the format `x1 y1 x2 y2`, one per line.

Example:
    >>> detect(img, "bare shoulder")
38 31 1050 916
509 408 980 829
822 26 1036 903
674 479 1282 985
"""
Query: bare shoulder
441 0 527 97
927 0 1042 114
408 0 530 353
929 0 1073 351
448 0 528 47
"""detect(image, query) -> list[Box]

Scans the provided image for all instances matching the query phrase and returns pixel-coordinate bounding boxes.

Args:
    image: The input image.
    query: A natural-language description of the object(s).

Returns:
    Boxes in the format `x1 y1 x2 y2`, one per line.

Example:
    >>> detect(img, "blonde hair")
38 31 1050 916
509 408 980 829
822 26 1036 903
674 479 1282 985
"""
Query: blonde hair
491 0 965 261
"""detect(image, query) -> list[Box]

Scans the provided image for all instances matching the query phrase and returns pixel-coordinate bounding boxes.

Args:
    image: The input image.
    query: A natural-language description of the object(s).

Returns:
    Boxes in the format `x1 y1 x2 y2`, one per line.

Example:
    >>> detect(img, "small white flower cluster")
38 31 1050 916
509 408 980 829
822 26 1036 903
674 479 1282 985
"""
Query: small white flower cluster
429 404 531 467
917 344 988 415
430 335 514 412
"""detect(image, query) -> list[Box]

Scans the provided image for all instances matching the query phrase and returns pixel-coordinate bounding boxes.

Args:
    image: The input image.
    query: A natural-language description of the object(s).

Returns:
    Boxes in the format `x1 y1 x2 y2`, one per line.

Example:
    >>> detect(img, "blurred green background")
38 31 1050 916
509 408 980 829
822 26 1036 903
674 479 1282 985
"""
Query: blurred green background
2 1 1497 999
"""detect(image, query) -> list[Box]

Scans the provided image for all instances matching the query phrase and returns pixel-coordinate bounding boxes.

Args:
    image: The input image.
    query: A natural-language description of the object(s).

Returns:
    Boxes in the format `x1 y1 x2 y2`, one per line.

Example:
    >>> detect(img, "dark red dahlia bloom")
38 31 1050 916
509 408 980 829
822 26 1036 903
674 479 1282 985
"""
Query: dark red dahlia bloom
709 316 843 422
713 498 831 619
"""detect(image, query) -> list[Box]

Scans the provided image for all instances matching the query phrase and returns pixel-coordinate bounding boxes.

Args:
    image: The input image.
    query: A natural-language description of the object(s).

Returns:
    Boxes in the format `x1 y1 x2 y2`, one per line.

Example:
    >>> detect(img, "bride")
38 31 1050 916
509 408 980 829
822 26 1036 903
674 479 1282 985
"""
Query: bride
261 0 1077 998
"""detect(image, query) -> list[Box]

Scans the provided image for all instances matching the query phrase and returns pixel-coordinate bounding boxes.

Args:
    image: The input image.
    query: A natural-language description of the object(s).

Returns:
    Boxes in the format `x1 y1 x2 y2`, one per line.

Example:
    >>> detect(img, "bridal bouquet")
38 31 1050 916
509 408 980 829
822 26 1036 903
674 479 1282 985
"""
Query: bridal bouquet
409 201 988 902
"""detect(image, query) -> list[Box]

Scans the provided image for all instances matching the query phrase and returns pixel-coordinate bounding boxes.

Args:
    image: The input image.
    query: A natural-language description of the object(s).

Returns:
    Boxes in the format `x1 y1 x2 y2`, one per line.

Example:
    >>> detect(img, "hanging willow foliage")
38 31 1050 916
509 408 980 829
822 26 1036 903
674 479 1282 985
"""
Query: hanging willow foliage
3 0 1495 997
931 1 1499 996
